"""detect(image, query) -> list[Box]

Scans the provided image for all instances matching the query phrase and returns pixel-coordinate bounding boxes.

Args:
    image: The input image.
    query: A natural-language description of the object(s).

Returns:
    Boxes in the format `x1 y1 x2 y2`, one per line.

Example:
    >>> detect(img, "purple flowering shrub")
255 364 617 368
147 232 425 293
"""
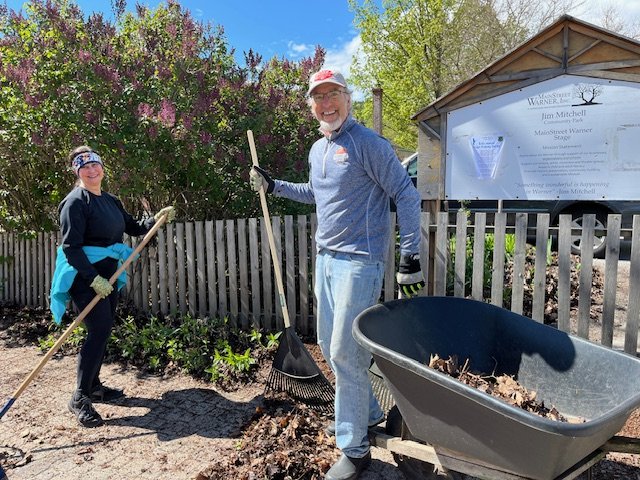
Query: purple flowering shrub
0 0 323 232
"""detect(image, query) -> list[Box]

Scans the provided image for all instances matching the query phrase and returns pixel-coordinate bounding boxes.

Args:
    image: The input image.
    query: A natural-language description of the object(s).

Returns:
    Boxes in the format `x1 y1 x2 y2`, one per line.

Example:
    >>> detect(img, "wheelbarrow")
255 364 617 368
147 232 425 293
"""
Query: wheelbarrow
353 296 640 480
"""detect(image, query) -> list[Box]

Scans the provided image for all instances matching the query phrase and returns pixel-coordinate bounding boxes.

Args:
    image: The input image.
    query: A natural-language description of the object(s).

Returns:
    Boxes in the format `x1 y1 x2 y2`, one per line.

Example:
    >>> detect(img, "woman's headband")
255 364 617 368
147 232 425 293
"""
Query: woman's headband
72 151 103 175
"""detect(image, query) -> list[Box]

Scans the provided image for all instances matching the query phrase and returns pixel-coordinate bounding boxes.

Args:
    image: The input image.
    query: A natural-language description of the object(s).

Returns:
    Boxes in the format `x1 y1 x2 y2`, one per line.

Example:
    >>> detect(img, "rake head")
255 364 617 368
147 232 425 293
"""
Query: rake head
265 327 334 413
265 368 334 413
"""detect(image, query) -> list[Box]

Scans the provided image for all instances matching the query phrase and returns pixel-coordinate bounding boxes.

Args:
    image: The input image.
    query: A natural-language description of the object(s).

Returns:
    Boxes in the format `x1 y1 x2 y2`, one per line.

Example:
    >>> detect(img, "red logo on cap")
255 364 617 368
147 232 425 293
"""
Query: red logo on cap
313 70 334 81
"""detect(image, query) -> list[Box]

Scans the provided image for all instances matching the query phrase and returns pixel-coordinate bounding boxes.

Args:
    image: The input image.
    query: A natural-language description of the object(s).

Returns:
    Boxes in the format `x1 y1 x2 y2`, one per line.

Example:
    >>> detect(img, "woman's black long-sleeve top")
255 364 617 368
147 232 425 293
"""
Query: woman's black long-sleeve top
58 187 155 283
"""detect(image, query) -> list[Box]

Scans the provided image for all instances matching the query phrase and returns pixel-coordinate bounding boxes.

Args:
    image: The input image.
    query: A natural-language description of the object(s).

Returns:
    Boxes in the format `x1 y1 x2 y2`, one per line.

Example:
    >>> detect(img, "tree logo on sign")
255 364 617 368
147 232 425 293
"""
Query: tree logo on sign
572 83 603 106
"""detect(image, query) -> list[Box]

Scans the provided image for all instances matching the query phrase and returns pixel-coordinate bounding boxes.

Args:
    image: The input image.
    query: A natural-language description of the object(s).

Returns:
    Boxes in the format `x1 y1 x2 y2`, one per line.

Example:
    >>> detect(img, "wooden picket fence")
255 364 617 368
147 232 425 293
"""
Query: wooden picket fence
1 212 639 355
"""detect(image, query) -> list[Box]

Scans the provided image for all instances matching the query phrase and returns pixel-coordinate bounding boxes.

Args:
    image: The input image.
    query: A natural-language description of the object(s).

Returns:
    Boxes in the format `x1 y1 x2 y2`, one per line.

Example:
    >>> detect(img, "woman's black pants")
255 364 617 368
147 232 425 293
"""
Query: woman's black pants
69 258 118 396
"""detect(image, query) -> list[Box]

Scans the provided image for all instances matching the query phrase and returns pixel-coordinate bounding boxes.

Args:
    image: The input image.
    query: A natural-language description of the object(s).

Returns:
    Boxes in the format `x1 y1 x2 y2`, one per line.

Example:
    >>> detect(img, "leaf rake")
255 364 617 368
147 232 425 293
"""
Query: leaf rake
247 130 334 413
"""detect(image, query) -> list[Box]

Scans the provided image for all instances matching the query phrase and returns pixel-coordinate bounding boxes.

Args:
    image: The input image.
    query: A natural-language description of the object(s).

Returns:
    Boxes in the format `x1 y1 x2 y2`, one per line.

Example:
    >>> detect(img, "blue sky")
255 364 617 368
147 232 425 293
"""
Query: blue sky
4 0 640 79
3 0 370 74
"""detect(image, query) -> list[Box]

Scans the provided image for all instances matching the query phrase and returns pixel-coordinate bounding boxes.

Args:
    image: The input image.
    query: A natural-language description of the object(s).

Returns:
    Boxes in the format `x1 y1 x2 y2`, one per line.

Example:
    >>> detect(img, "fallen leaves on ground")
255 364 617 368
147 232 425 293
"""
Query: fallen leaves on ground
196 396 338 480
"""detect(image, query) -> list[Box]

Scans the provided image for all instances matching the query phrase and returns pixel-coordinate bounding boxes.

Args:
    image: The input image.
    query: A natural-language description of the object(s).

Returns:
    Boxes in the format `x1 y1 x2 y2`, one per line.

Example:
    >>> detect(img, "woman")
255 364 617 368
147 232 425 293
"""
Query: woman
54 145 175 427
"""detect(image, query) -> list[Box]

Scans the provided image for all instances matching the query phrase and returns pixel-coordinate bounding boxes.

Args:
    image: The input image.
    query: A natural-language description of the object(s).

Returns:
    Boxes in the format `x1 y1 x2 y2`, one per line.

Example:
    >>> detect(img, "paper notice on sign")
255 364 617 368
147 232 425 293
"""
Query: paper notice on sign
470 135 505 179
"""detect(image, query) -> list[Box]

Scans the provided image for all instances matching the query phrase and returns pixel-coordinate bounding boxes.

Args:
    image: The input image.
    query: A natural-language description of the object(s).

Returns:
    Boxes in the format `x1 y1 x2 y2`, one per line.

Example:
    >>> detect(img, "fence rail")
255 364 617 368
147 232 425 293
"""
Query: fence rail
1 212 639 355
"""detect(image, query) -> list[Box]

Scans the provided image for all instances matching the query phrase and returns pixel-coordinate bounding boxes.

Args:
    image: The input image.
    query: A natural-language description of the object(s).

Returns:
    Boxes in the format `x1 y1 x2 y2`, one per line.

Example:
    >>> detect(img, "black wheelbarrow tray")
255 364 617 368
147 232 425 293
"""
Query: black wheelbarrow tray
353 296 640 480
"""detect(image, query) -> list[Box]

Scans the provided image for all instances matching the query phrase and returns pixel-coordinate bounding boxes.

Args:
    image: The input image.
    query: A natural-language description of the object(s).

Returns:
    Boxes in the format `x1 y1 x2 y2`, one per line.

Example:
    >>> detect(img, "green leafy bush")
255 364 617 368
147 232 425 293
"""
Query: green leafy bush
206 345 256 383
38 322 86 353
108 309 275 385
39 306 276 387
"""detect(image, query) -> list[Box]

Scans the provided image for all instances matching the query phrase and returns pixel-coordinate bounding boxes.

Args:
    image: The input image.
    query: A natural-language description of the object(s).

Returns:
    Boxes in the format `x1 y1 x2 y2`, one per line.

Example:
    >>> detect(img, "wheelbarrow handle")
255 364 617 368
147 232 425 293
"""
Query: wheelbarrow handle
0 212 170 420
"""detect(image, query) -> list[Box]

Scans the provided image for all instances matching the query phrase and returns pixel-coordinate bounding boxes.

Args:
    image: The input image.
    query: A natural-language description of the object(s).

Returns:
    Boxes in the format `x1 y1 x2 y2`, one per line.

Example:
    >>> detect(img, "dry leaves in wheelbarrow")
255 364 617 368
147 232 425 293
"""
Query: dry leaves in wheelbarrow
196 397 338 480
428 354 584 423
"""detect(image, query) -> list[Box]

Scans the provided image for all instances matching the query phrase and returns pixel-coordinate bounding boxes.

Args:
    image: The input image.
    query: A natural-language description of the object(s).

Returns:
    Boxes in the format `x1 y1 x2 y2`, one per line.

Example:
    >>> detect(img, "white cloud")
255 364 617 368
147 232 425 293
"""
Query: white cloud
324 35 361 73
287 41 314 58
568 0 640 23
323 36 365 100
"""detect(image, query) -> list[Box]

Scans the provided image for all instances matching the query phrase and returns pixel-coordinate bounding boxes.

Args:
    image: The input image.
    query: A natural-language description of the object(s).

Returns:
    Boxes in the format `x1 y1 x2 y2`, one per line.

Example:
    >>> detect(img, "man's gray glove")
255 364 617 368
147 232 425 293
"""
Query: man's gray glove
396 254 425 297
249 166 275 193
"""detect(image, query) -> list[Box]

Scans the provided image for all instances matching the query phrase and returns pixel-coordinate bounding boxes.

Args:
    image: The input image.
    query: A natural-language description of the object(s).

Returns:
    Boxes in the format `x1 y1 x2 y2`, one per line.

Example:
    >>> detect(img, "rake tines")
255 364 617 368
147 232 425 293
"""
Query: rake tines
264 327 335 413
368 361 395 414
265 367 334 413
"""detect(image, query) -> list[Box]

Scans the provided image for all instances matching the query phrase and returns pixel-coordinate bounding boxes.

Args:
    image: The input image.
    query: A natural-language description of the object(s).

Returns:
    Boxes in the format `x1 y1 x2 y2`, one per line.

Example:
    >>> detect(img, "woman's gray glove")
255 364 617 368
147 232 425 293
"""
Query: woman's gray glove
90 275 113 299
396 254 425 297
154 206 176 223
249 166 275 193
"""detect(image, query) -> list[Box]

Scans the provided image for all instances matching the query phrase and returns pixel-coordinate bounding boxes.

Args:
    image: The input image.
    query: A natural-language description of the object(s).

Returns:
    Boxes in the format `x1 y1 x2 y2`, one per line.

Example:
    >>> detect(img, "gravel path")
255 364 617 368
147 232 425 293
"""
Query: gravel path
0 344 402 480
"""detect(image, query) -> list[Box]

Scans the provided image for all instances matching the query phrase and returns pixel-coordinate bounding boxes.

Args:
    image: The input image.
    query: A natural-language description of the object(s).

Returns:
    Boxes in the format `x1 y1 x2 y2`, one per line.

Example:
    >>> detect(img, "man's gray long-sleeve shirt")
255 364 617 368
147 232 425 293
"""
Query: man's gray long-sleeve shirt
271 116 421 263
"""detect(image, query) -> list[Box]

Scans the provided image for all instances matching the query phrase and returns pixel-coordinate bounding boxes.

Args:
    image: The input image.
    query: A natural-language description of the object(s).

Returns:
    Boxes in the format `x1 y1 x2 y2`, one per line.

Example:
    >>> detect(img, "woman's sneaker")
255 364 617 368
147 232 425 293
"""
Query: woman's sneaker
68 394 104 428
90 383 124 403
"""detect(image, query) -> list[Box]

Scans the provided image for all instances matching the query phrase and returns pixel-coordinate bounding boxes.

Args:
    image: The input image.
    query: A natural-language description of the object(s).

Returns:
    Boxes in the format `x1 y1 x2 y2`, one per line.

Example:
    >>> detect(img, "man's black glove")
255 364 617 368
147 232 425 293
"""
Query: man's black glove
396 253 425 297
249 165 275 193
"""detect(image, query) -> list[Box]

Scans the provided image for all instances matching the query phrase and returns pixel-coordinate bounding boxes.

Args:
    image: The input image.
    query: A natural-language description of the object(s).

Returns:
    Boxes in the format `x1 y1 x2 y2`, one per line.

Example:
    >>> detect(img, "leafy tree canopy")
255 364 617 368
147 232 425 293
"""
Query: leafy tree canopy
349 0 583 150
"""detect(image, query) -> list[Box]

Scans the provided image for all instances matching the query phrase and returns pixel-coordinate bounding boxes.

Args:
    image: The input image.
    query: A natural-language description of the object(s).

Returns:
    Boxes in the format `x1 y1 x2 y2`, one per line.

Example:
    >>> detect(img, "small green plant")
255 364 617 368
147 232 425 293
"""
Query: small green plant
110 315 141 361
264 331 281 350
38 324 87 354
248 328 280 350
164 314 215 373
206 345 256 382
107 309 270 385
504 233 516 261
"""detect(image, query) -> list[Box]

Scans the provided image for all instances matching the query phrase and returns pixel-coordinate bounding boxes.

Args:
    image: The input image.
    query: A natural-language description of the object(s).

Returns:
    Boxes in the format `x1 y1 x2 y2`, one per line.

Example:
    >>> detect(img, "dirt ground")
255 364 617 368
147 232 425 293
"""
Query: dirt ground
0 314 403 480
0 258 639 479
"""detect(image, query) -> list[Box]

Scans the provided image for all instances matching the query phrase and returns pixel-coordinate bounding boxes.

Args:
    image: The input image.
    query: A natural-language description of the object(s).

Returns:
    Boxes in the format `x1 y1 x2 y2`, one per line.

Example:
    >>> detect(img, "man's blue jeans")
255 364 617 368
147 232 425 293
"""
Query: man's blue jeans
315 250 385 458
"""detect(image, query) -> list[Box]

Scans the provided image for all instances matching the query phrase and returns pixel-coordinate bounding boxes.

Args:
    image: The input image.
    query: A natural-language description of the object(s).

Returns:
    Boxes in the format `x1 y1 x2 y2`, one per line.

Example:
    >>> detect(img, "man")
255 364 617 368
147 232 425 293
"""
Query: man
250 69 424 480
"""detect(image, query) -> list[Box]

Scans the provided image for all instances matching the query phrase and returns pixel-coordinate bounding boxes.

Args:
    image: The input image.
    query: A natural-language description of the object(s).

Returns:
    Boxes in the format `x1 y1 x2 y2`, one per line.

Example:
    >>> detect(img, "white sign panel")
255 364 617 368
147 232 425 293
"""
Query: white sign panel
445 75 640 200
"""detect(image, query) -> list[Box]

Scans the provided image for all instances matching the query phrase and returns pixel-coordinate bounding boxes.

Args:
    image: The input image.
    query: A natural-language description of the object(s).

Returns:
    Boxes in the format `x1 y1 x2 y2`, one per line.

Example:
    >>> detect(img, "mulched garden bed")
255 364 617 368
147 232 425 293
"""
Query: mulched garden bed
196 397 336 480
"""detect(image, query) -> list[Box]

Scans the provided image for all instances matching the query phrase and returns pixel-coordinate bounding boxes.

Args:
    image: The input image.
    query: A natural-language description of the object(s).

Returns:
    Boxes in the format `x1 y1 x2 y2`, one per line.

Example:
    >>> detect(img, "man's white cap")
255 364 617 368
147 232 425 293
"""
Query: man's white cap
307 69 348 96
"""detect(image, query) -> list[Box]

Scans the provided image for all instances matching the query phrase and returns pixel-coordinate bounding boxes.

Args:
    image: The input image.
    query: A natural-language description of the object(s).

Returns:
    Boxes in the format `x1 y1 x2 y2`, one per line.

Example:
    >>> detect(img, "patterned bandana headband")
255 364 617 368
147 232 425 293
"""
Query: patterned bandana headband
72 151 103 175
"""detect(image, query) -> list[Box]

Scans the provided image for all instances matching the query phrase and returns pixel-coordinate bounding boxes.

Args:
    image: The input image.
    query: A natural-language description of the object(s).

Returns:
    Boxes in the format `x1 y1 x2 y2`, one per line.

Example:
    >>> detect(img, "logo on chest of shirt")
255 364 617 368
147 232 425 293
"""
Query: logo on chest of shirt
333 146 349 165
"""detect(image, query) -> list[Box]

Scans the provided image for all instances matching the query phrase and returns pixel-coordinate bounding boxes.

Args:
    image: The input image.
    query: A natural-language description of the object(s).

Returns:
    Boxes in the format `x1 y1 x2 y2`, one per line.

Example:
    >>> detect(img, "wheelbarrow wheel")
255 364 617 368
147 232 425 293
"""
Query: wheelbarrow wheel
386 406 470 480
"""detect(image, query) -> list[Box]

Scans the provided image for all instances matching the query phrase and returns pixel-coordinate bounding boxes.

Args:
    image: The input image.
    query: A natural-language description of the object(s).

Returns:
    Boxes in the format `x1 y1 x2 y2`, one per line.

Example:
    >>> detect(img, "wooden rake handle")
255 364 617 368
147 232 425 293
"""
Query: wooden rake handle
0 211 170 419
247 130 292 329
